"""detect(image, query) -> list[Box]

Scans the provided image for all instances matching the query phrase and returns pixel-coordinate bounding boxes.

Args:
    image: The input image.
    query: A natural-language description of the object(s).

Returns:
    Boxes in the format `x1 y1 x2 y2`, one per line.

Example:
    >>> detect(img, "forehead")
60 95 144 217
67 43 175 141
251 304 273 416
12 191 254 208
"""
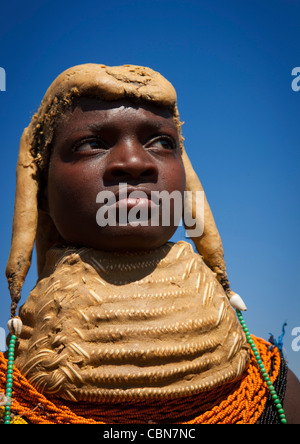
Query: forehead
54 97 177 136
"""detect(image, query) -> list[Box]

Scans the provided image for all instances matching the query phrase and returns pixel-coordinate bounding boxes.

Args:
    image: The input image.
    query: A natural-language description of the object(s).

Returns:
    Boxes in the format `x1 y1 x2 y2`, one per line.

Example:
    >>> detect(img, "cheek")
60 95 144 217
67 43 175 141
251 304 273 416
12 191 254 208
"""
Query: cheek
158 159 185 222
161 157 186 193
47 161 100 231
177 160 186 190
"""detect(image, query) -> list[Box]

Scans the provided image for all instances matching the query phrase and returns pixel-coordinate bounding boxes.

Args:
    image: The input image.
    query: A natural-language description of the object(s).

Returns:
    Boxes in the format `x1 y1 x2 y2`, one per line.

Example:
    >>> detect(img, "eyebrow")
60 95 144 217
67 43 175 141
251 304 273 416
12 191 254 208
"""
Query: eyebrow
78 120 177 133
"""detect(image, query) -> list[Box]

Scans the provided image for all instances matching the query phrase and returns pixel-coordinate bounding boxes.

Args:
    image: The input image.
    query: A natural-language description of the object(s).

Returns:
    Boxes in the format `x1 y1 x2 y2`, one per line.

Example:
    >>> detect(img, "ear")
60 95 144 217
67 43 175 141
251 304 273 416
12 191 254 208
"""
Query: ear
36 166 63 275
36 209 62 275
38 177 50 214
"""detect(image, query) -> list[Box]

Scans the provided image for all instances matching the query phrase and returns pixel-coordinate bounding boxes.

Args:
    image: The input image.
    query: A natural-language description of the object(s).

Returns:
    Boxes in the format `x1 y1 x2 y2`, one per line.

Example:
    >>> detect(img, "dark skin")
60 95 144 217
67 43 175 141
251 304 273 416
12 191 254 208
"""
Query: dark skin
44 96 300 423
46 98 185 252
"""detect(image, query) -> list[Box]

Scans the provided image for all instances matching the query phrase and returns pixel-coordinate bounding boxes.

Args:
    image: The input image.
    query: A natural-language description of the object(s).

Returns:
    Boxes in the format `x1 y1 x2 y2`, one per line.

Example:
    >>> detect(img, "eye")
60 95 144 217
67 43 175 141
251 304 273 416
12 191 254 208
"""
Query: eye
73 139 108 153
146 136 176 151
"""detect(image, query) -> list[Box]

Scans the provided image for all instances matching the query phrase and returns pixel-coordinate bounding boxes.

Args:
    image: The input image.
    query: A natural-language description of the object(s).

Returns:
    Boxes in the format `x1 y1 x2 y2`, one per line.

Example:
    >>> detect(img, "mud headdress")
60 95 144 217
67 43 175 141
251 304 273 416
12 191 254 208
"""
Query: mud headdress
6 63 246 318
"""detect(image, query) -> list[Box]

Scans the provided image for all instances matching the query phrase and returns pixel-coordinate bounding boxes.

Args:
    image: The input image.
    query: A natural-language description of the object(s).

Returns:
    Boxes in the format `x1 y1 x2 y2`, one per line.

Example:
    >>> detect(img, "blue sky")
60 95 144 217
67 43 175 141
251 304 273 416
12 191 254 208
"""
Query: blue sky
0 0 299 378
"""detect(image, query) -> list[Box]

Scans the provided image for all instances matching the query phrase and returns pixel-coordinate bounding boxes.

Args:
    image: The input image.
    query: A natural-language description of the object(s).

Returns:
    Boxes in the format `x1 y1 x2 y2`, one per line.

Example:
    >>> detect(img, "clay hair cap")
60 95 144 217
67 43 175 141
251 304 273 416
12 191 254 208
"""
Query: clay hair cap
6 63 246 317
40 64 177 109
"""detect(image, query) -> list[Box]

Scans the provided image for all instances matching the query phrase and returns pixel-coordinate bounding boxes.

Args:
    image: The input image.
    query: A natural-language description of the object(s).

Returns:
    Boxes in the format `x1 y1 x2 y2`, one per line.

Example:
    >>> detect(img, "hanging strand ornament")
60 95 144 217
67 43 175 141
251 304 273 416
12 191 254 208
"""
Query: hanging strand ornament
4 317 22 424
236 310 287 424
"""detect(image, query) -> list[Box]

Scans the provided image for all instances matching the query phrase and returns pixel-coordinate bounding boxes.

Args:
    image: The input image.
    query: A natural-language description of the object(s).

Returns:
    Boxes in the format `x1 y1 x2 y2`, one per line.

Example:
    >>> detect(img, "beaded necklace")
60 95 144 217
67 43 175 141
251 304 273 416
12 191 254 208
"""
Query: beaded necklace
3 334 16 424
236 310 287 424
2 311 287 424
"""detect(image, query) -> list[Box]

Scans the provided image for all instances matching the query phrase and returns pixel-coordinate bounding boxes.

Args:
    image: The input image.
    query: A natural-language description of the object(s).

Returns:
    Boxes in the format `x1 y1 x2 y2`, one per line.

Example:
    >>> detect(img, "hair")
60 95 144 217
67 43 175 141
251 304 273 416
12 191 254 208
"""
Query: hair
30 64 183 176
31 89 184 182
6 63 231 319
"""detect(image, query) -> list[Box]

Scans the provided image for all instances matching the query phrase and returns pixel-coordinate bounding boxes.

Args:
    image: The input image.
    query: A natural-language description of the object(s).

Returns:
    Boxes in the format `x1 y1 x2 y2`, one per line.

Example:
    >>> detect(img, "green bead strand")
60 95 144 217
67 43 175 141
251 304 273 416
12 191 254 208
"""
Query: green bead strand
236 310 287 424
4 334 17 424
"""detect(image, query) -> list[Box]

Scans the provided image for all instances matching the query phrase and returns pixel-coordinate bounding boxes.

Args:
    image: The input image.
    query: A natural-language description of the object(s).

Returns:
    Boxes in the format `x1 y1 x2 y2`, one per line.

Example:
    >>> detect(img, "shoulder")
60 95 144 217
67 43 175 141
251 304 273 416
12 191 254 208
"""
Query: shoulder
284 369 300 424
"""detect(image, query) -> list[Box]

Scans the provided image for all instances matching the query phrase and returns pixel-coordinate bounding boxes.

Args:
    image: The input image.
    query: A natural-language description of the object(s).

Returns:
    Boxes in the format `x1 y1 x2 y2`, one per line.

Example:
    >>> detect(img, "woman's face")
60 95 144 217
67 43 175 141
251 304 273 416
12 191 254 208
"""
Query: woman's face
46 97 185 251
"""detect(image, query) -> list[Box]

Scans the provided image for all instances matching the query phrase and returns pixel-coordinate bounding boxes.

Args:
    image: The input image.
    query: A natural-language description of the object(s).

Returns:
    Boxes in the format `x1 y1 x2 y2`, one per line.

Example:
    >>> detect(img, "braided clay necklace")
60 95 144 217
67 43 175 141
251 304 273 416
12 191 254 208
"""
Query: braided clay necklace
1 311 287 424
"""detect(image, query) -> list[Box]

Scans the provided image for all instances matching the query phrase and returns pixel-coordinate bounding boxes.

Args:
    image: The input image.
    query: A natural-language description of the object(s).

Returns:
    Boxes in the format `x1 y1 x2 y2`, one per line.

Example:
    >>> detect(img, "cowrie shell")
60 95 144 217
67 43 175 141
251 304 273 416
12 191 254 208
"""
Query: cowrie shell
7 317 23 336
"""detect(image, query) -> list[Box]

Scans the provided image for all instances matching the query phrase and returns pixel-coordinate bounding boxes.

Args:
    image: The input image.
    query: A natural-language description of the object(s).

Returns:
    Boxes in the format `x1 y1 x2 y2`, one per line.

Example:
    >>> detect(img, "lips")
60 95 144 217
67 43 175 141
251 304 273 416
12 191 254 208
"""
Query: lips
113 186 160 210
116 197 152 210
115 186 152 201
96 185 160 227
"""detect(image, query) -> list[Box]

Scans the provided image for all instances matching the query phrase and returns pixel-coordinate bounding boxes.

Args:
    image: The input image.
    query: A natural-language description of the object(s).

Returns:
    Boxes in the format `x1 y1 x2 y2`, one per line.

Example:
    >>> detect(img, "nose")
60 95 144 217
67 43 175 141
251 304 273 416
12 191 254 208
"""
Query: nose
103 139 158 184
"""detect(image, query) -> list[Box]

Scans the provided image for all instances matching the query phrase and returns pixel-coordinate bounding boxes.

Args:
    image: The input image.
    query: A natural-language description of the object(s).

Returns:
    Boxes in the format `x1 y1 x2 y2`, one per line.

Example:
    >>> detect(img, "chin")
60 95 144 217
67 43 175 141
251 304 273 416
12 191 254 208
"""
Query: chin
86 225 178 252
